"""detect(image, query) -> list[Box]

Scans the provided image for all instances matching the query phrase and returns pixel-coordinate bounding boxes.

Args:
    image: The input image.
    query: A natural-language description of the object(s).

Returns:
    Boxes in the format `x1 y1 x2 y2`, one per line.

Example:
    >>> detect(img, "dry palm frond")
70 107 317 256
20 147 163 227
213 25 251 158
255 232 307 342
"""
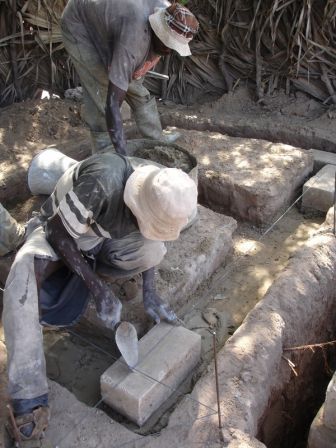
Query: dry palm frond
1 0 336 106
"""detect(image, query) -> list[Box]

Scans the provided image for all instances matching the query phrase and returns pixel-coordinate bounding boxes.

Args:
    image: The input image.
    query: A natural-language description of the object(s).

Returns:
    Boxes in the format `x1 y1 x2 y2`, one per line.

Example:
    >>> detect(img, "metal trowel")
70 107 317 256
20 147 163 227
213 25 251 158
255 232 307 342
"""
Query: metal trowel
115 321 139 369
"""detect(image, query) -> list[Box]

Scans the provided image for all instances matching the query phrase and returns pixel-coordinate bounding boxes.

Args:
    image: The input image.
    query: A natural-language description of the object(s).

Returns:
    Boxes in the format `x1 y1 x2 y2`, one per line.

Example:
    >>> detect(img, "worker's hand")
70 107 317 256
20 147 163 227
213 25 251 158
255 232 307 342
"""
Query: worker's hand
143 290 177 324
94 282 122 330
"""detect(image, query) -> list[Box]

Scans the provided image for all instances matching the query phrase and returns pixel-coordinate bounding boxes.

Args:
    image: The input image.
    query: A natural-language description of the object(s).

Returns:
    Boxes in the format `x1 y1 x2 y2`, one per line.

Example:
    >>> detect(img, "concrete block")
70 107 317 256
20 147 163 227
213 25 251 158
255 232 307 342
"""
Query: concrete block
302 164 336 212
324 373 336 430
313 149 336 173
100 322 201 426
175 129 314 225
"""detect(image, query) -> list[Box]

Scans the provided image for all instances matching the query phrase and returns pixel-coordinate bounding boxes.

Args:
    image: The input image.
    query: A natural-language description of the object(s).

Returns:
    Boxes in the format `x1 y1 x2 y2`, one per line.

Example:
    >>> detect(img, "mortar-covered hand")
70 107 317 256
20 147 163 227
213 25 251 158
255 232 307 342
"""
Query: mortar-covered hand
143 289 177 324
94 282 122 330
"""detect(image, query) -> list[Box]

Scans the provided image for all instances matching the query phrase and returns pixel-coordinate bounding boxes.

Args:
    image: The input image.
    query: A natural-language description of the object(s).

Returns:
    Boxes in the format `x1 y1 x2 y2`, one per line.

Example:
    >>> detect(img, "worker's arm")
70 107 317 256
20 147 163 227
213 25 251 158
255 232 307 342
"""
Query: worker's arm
106 81 127 155
45 214 122 329
142 267 177 323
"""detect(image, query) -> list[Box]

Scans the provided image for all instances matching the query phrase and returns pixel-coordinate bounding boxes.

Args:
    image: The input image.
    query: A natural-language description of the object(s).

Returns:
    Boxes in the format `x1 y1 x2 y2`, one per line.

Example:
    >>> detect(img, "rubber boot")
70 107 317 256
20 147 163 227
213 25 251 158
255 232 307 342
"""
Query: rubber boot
132 98 181 143
90 131 114 154
132 96 162 140
0 204 25 256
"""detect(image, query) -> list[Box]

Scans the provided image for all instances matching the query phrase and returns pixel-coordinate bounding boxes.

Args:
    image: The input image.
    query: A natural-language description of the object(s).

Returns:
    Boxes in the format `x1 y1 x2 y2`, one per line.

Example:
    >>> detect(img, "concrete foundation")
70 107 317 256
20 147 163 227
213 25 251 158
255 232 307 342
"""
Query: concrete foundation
101 323 201 426
175 129 314 225
302 164 336 212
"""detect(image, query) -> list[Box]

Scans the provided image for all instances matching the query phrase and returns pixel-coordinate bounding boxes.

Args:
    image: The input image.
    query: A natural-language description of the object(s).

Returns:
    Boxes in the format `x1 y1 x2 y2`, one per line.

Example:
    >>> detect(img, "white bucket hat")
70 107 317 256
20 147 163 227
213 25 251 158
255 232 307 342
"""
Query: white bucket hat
124 165 197 241
149 4 199 57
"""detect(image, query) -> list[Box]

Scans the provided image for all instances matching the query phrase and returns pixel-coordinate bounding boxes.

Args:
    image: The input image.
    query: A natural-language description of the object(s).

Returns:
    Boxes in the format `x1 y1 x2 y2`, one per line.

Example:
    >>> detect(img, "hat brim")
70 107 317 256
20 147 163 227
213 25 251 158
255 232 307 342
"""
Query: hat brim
124 166 187 241
149 9 192 57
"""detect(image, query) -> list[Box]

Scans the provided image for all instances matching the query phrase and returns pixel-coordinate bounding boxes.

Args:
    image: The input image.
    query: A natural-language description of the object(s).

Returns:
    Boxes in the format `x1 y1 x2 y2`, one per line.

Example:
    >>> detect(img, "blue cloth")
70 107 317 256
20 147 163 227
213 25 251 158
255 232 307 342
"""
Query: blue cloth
39 266 90 327
13 394 48 415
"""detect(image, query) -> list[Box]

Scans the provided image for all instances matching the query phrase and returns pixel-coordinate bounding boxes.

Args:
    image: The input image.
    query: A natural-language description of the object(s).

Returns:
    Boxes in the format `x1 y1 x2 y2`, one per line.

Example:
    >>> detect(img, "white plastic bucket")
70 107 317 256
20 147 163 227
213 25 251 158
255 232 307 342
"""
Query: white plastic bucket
28 148 78 195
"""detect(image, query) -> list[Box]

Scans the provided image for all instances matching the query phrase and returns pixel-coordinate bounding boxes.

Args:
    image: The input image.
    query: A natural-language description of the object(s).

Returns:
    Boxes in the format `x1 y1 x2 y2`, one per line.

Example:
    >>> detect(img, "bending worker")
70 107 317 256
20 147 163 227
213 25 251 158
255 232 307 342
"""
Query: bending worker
60 0 199 153
3 151 197 445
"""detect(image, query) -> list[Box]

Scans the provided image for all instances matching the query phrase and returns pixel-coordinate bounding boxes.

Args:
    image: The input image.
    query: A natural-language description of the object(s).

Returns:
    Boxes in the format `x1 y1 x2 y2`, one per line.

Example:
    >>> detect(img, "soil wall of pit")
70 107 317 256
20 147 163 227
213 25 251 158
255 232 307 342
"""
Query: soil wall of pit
150 208 336 448
232 207 336 447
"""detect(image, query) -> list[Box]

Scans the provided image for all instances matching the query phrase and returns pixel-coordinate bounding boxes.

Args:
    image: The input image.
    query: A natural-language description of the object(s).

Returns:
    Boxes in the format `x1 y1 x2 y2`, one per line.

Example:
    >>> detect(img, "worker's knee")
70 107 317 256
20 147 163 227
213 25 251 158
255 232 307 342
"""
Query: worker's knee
139 240 167 271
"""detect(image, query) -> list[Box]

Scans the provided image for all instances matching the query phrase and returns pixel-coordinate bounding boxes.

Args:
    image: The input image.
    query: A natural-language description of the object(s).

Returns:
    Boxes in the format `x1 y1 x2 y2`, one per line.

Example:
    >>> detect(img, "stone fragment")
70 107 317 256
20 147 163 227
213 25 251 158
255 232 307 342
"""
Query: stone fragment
302 164 336 212
100 322 201 426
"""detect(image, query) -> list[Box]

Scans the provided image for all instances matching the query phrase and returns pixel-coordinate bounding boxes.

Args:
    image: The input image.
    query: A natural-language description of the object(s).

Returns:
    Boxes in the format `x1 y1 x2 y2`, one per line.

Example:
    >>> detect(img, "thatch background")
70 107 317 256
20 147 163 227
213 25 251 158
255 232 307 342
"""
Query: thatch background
1 0 336 107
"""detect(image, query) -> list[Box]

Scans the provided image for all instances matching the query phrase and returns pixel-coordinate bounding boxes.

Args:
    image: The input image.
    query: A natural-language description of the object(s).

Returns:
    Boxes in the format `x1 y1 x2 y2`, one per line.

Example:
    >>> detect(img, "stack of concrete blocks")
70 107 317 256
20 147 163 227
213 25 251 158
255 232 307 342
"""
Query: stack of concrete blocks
101 322 201 426
308 373 336 447
302 164 336 213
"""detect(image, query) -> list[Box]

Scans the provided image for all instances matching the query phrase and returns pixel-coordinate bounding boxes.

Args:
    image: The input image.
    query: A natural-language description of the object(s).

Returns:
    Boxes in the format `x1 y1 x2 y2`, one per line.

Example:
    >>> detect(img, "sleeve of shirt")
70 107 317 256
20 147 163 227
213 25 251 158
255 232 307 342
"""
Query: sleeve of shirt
57 174 107 239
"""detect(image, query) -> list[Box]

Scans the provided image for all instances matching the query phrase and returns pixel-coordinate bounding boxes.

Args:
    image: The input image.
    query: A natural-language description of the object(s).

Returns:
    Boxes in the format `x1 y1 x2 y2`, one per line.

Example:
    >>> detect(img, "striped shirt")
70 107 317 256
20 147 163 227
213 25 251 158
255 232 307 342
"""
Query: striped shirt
41 153 138 251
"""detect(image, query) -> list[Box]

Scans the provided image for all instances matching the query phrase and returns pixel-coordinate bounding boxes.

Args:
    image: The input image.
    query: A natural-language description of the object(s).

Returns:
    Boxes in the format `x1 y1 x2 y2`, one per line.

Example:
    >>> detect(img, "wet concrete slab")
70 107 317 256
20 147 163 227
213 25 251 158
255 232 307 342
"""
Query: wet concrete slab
45 380 140 448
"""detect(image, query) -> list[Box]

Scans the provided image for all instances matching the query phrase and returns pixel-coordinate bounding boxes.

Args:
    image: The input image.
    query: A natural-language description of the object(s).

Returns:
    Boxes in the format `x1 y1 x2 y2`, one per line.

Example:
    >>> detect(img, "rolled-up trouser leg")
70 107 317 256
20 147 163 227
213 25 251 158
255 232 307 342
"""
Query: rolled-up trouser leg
0 203 25 256
94 231 166 278
126 79 163 140
3 228 57 412
61 24 111 153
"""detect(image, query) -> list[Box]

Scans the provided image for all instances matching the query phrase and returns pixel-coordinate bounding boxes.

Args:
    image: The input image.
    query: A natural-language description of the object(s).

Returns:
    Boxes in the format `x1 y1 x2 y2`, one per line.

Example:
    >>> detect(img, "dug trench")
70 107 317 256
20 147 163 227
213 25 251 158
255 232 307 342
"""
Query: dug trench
1 93 336 447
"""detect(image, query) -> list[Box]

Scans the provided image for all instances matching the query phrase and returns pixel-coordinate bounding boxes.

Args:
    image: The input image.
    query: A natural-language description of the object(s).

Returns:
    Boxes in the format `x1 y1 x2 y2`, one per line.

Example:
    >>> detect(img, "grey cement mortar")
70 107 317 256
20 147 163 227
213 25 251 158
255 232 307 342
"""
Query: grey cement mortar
45 380 140 448
171 128 314 226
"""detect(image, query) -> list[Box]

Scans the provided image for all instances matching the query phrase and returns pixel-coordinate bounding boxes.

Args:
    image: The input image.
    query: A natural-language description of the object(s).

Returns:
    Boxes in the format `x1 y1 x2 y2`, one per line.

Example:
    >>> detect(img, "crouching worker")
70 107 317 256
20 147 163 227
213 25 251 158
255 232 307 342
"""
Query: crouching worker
3 152 197 446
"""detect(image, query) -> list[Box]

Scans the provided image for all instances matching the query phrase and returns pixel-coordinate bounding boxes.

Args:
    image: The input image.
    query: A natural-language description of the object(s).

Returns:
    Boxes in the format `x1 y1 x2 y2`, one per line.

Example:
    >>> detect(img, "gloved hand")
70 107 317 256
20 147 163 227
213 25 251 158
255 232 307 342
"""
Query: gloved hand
94 281 122 330
143 289 177 324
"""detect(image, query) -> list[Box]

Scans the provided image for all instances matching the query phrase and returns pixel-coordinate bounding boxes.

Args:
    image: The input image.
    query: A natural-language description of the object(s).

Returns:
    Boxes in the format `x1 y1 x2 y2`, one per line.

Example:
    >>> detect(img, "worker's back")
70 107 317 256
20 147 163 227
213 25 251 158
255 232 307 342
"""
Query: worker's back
61 0 169 75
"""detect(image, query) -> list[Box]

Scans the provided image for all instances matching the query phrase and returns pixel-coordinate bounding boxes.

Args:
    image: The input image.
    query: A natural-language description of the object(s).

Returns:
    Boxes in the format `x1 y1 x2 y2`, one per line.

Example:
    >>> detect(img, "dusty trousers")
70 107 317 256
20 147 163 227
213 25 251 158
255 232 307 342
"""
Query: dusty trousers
0 203 25 256
3 225 166 408
61 23 163 153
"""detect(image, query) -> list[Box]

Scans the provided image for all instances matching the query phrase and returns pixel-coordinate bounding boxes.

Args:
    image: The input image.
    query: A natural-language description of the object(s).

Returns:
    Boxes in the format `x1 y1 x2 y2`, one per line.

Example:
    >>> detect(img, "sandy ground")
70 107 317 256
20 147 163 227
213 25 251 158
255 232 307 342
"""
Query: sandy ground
0 86 333 444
